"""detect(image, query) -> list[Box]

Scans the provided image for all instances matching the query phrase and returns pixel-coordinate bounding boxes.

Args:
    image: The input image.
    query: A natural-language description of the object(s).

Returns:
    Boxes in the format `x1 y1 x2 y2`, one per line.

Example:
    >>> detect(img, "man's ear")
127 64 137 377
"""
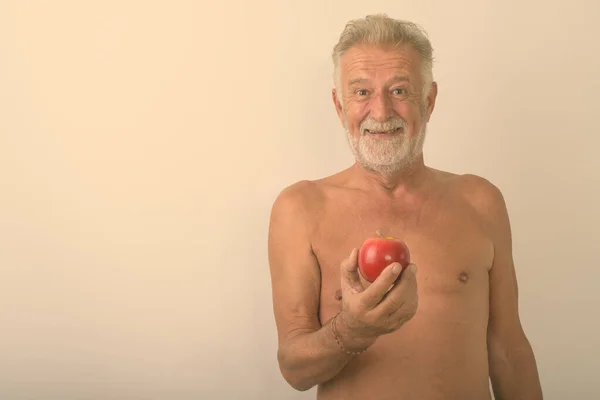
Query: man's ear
424 81 438 121
332 89 345 124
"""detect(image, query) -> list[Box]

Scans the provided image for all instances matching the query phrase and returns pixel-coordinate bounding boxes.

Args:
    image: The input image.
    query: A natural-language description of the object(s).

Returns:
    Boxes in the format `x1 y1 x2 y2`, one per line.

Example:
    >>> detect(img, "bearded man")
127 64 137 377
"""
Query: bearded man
267 14 543 400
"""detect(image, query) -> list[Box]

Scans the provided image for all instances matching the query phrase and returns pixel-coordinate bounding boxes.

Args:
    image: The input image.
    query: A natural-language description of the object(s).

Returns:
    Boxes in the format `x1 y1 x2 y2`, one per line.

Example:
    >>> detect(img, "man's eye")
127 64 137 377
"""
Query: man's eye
393 88 407 95
356 89 368 96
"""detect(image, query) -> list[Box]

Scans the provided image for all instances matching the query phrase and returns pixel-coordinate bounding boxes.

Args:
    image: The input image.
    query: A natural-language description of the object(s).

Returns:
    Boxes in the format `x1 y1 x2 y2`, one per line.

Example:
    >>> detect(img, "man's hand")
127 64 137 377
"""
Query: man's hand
335 247 419 351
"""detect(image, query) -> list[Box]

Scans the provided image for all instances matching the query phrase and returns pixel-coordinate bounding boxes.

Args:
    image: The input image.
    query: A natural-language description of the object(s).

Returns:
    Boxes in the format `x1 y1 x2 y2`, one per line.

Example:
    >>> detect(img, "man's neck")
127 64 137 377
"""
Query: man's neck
349 156 430 197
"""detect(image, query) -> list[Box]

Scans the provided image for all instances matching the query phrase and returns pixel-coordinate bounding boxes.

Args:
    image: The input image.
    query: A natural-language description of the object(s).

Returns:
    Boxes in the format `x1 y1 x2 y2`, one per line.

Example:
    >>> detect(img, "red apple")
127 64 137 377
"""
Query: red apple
358 230 411 282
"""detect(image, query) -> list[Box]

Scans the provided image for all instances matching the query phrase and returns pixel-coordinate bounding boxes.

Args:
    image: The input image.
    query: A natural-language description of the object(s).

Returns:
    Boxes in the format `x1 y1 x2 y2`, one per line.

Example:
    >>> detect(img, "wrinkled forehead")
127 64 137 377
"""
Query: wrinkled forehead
339 43 423 84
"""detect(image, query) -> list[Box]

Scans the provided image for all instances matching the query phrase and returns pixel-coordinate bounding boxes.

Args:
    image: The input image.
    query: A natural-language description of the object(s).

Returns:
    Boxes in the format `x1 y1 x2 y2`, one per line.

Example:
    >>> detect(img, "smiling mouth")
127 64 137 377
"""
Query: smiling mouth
365 127 403 135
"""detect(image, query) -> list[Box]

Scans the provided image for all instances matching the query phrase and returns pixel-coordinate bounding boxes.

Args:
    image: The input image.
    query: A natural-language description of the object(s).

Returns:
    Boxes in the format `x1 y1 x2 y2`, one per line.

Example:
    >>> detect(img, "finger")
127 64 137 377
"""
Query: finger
385 279 419 323
386 295 418 328
377 264 418 314
359 262 404 309
340 248 361 291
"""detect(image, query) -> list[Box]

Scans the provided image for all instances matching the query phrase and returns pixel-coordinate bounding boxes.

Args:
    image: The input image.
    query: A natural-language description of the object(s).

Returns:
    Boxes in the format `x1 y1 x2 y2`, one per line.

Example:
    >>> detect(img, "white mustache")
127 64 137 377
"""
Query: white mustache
360 118 406 133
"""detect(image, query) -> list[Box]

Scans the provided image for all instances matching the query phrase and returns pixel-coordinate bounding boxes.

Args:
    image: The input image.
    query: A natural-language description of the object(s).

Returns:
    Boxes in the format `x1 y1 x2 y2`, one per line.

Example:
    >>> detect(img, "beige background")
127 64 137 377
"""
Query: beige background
1 1 599 399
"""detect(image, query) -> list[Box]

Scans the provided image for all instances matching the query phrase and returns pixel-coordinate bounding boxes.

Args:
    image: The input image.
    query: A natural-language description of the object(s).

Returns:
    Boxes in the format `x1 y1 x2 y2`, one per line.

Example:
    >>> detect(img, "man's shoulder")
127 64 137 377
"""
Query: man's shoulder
450 172 502 195
445 172 509 223
269 179 325 220
429 168 507 215
271 169 347 208
274 179 324 202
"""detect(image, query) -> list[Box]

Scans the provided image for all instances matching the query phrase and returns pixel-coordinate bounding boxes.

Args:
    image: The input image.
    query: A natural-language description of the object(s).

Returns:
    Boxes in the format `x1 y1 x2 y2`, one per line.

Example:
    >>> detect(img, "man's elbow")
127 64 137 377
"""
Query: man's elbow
280 372 315 392
277 347 316 392
488 330 534 367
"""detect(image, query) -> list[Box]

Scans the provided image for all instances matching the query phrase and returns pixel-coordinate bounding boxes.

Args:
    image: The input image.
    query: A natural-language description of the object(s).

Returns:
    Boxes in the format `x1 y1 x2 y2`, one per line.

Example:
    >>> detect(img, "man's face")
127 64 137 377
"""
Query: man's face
333 44 437 174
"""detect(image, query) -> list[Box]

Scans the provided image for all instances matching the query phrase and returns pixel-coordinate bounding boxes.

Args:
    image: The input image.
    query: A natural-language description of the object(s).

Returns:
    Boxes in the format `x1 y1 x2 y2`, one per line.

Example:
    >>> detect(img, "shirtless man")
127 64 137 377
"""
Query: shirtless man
267 14 543 400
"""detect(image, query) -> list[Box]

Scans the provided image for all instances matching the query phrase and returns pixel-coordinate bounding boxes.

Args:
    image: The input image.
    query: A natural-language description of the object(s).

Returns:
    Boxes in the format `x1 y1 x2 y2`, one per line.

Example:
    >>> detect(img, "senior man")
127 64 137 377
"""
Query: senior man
267 14 543 400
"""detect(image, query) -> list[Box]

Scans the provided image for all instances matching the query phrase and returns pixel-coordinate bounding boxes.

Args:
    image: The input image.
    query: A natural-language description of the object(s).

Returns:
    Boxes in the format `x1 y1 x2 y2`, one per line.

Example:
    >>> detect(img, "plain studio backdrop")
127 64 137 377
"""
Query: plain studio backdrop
1 0 599 399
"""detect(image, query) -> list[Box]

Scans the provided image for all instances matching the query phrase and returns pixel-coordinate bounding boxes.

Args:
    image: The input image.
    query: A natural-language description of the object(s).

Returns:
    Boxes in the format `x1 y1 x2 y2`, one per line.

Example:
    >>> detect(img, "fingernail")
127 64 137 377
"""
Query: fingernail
410 264 417 274
392 264 401 274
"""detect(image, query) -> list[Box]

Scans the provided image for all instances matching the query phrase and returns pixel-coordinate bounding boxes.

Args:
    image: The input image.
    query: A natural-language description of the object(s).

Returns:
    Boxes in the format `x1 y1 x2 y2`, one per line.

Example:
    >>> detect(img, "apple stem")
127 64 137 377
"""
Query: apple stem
376 230 384 238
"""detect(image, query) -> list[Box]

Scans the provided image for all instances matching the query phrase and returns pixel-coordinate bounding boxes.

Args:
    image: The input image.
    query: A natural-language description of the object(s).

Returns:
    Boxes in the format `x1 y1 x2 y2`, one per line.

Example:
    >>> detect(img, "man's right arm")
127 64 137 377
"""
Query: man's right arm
267 182 368 391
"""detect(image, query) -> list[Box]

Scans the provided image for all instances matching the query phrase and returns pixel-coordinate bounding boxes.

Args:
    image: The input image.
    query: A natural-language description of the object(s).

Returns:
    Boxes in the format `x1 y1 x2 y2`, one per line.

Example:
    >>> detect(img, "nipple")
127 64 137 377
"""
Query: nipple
458 271 469 283
334 289 342 300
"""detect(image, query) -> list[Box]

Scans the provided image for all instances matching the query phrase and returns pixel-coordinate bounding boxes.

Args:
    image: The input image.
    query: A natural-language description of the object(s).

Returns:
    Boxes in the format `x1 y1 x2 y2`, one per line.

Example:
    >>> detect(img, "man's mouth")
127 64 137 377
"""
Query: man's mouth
365 127 403 135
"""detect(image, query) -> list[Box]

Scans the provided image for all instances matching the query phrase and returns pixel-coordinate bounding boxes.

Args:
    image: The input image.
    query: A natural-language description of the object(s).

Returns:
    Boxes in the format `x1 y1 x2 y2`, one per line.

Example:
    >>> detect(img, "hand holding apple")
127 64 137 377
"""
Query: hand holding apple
333 243 418 352
358 230 411 282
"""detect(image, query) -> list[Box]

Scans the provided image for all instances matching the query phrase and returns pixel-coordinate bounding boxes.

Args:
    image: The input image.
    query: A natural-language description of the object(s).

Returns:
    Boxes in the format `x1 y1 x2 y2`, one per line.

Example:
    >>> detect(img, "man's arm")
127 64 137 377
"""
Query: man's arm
267 182 366 391
478 181 543 399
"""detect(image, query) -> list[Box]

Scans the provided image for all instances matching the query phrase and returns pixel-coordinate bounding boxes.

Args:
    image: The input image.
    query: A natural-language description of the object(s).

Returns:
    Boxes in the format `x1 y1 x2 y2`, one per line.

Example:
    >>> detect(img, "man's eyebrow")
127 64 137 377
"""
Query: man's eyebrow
347 75 411 86
389 75 410 83
348 77 368 86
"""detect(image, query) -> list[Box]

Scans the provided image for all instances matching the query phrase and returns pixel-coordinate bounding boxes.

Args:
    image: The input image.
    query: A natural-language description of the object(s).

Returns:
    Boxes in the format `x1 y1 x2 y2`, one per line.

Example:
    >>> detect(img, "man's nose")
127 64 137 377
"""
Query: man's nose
369 92 394 121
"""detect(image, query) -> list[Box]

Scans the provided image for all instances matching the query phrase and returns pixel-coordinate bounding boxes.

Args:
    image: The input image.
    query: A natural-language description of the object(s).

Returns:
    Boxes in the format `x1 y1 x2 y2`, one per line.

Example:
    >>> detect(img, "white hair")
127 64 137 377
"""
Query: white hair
332 14 434 104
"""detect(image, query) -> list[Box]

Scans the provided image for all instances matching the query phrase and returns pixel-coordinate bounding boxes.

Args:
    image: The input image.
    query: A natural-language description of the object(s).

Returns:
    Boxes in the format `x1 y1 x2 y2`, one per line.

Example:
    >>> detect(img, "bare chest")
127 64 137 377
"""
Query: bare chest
311 198 494 322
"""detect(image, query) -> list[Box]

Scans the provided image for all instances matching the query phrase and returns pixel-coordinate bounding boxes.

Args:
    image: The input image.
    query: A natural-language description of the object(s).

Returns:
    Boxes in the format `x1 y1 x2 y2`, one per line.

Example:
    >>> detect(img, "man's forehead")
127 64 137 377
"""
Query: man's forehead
340 44 421 79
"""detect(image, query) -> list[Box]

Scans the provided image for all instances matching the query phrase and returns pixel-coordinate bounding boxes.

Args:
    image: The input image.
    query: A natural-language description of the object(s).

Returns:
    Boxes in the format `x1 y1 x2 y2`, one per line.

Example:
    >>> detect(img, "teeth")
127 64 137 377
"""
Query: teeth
367 128 397 134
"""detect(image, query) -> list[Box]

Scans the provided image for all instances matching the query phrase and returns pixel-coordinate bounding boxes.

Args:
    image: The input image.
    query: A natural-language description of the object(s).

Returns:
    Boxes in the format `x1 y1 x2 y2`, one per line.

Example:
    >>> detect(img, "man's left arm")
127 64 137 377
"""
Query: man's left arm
480 182 543 400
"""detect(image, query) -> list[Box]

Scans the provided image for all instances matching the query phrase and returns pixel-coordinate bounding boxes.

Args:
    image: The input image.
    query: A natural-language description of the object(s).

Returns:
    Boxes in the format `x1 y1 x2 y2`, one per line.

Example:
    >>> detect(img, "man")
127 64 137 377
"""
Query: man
267 14 543 400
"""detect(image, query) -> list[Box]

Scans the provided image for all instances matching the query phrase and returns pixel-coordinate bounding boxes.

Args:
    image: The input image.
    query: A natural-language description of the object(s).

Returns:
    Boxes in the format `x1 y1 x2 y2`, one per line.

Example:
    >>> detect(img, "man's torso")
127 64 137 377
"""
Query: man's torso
307 169 494 400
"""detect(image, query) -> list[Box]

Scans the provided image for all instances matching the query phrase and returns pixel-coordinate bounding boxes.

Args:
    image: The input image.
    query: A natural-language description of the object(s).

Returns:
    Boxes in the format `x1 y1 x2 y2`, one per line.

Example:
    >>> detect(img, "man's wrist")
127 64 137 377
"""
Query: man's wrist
331 311 376 354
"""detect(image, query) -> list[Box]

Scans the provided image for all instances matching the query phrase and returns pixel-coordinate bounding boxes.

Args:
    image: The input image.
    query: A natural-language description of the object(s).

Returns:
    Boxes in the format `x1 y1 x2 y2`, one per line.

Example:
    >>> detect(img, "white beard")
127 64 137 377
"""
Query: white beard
344 116 427 175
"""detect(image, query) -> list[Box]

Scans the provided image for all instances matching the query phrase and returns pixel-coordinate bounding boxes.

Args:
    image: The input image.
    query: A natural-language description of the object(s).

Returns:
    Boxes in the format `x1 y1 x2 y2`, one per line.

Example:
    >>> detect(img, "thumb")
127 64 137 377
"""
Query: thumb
396 263 418 288
340 248 362 292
